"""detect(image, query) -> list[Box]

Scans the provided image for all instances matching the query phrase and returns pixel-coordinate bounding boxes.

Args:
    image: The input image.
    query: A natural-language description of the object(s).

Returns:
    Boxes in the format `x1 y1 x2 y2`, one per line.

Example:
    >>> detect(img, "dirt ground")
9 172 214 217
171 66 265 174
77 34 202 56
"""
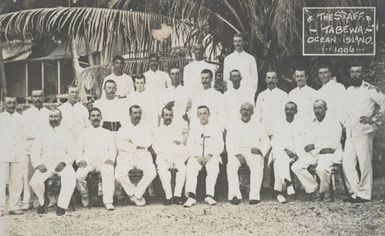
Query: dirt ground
1 178 385 236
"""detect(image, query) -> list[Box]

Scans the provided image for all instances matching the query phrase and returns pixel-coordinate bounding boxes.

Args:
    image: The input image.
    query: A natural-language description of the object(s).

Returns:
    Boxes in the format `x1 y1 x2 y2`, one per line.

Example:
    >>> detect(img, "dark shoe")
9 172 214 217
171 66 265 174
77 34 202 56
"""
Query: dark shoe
172 196 183 205
9 209 24 215
37 204 45 214
230 197 241 205
317 192 324 201
343 196 355 203
249 200 260 205
56 207 66 216
164 198 172 205
353 197 370 203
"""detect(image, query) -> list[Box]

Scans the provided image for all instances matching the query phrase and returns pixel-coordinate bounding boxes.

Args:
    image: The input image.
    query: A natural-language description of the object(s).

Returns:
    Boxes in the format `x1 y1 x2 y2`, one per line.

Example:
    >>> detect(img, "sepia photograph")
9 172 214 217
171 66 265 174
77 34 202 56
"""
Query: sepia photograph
0 0 385 235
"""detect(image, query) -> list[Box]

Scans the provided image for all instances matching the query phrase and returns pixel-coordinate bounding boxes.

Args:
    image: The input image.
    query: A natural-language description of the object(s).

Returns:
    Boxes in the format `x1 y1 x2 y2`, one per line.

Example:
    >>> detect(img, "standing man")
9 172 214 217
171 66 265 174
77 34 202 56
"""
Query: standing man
115 105 156 206
184 106 224 207
188 69 224 128
183 43 217 93
255 71 288 138
153 105 188 205
22 90 50 210
143 54 171 97
59 85 89 142
271 102 302 203
224 69 255 123
75 108 117 210
158 67 190 128
29 109 76 216
102 55 134 98
288 68 317 126
343 65 385 203
291 100 343 201
0 96 25 216
223 33 258 93
226 103 270 205
93 80 126 131
316 64 346 122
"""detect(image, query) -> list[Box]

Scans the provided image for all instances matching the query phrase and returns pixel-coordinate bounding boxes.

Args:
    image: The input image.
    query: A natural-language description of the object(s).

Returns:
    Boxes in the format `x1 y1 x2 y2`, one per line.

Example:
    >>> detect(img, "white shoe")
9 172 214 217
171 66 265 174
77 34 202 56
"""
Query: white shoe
205 196 217 206
277 194 287 203
105 203 115 211
183 197 196 208
132 196 146 206
287 185 295 195
81 194 89 207
21 203 31 211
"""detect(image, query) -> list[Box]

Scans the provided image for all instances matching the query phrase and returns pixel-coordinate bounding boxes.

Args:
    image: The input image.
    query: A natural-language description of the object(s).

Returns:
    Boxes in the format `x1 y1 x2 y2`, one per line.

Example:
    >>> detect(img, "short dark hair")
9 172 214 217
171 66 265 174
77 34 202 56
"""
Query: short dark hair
317 62 331 71
294 68 306 76
148 53 159 60
89 107 102 118
197 105 210 114
233 33 245 40
230 69 241 76
104 79 116 89
201 69 213 78
67 84 78 92
161 103 174 117
129 105 141 115
134 74 146 83
112 55 124 63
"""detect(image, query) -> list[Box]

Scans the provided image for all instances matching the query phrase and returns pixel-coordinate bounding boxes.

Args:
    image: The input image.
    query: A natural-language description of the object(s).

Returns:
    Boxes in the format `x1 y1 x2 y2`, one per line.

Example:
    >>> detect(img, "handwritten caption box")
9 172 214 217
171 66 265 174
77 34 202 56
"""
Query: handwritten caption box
303 7 376 56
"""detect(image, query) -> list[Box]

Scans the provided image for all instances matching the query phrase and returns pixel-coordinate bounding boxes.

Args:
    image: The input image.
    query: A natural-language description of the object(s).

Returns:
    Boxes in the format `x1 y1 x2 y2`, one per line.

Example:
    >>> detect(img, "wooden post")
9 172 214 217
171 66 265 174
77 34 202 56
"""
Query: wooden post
25 63 29 97
57 60 61 94
41 62 44 90
0 43 7 97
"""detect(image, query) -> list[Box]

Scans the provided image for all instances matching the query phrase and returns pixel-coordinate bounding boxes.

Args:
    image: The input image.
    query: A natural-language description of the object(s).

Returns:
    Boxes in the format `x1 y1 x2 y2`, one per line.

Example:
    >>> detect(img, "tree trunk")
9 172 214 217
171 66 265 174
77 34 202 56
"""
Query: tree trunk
0 43 7 97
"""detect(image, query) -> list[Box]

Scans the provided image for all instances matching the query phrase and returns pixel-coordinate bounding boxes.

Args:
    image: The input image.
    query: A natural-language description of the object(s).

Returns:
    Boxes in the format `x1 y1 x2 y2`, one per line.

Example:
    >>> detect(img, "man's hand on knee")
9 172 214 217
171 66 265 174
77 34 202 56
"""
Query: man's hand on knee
251 147 262 156
36 164 47 173
105 159 114 165
78 160 88 168
55 162 66 172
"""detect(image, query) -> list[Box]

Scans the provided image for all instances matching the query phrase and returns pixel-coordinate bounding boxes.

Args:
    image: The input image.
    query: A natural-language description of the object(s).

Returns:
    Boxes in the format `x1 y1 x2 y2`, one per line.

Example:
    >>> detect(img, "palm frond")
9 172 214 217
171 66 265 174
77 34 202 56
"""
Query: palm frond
0 7 190 60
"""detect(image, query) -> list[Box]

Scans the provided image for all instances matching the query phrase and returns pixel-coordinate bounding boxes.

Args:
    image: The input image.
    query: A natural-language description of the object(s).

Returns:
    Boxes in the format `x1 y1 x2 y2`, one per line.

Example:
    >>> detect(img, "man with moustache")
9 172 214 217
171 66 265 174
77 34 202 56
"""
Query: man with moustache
143 54 171 97
29 109 76 216
226 103 270 205
188 69 224 128
255 71 288 138
183 43 217 92
75 108 117 210
93 80 126 131
316 63 346 122
153 105 188 205
21 90 50 210
223 33 258 93
271 102 303 203
102 55 134 98
223 69 255 124
115 105 156 206
158 67 190 129
184 106 223 207
343 65 385 203
0 96 25 216
59 85 89 142
292 100 342 201
289 68 317 126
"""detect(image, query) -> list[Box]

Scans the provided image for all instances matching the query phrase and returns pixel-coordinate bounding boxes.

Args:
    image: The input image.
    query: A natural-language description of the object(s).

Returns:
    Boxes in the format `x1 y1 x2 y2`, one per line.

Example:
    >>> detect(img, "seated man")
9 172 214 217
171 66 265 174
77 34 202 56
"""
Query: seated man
75 108 117 210
271 102 303 203
153 104 188 205
115 105 156 206
29 109 76 216
184 106 224 207
226 103 270 205
291 100 343 201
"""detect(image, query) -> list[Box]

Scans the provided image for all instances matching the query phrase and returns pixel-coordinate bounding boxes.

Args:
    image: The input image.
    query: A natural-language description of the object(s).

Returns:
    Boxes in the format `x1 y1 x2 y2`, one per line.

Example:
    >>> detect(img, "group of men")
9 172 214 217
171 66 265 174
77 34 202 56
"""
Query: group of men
0 33 384 217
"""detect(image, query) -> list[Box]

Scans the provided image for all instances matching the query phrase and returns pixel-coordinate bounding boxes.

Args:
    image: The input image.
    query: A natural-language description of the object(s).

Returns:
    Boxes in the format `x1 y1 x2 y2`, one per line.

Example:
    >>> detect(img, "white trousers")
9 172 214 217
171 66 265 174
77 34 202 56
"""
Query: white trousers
315 150 343 193
227 153 264 201
273 151 293 192
76 163 115 204
157 159 186 199
23 155 34 204
29 166 76 209
343 133 374 200
115 152 157 198
185 157 220 197
0 162 24 211
291 155 318 193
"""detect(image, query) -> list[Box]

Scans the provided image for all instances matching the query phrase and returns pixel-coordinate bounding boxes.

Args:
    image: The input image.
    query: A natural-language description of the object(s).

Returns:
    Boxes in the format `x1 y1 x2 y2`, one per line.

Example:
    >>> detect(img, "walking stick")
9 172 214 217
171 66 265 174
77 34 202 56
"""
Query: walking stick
199 134 210 199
